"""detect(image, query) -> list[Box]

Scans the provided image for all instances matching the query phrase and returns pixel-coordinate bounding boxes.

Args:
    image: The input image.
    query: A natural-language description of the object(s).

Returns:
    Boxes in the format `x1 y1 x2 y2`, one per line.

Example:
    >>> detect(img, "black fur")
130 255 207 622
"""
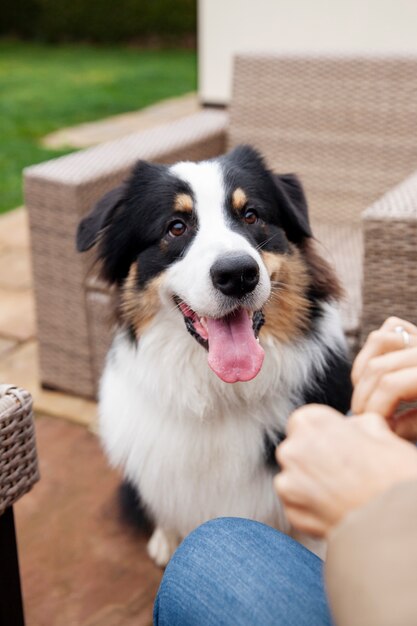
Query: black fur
76 184 126 253
302 349 353 411
77 161 197 286
222 145 311 252
118 480 153 534
264 349 353 467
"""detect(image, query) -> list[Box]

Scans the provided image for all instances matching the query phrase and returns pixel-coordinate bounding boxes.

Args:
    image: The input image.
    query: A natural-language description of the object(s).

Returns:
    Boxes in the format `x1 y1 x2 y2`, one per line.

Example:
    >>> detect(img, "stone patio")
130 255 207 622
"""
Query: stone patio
15 416 162 626
42 92 199 149
0 94 201 624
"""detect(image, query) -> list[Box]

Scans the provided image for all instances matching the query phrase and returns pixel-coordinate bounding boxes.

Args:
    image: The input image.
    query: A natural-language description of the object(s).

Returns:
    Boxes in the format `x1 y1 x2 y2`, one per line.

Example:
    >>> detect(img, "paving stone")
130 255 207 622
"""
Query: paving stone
0 340 97 427
83 594 155 626
0 206 30 249
0 288 36 340
15 416 162 626
0 246 32 290
42 92 199 149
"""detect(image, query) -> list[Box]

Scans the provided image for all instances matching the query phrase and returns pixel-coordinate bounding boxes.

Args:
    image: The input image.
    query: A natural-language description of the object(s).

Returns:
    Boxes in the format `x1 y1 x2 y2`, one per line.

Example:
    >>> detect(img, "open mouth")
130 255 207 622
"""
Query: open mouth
175 298 265 383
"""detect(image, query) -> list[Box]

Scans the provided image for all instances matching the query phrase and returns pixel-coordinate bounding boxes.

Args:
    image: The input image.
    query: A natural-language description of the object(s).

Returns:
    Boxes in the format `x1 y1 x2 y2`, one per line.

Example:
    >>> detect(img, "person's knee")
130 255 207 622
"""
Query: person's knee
181 516 254 549
154 518 291 626
154 518 253 625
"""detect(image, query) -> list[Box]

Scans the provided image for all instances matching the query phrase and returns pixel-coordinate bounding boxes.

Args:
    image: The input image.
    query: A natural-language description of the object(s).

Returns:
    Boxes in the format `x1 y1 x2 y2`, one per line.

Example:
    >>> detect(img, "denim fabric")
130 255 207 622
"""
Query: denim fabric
154 517 333 626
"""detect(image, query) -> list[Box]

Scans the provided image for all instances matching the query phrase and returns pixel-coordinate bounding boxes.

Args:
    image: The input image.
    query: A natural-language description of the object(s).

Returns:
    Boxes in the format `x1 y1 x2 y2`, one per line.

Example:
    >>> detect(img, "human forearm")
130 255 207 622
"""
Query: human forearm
325 479 417 626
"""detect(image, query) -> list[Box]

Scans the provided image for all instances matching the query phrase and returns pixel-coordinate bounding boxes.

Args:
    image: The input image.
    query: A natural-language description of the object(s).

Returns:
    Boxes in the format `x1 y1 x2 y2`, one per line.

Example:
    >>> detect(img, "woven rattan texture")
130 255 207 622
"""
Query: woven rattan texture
229 54 417 341
25 111 228 397
361 173 417 341
0 385 39 515
229 55 417 225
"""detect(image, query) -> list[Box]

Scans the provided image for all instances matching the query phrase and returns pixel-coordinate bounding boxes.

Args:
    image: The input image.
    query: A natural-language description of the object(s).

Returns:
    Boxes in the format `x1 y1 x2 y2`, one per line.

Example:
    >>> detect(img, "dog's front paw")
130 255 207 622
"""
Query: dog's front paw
147 527 180 567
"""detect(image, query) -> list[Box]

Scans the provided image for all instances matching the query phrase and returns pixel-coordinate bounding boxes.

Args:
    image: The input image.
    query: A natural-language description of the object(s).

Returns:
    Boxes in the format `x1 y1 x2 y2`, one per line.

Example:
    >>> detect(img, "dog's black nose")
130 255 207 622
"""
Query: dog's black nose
210 253 260 297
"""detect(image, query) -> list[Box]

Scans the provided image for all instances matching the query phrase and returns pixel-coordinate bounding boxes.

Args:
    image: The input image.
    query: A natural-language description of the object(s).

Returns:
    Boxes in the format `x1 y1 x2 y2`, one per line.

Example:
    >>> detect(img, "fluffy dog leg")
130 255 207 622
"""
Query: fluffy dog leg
147 527 180 567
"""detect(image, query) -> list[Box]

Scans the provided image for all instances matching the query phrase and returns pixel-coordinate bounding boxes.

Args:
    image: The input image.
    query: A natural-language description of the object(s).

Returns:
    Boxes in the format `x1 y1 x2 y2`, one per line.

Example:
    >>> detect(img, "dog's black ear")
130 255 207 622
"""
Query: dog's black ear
76 184 126 252
273 173 312 243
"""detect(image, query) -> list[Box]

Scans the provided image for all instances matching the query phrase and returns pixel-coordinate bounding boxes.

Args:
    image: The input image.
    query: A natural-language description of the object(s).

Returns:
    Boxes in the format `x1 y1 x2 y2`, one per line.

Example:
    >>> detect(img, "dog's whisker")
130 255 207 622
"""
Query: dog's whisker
167 304 181 316
255 233 279 251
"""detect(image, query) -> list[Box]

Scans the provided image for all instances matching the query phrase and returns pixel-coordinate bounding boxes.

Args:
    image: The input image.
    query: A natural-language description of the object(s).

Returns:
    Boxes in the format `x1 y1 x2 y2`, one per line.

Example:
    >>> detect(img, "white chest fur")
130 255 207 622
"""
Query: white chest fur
99 304 344 537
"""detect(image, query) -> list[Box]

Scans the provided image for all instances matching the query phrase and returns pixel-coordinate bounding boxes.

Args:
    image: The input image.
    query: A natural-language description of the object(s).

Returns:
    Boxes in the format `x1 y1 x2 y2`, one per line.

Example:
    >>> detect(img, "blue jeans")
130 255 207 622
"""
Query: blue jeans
154 517 333 626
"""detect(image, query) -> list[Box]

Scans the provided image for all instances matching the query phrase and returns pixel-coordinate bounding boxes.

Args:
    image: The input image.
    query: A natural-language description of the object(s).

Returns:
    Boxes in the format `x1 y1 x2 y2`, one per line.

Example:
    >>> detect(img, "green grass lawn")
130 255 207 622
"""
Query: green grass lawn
0 40 197 213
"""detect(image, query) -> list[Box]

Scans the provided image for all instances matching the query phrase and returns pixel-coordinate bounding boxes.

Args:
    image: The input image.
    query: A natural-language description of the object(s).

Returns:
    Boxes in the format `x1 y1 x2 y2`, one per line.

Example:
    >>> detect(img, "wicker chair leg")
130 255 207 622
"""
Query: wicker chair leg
0 507 25 626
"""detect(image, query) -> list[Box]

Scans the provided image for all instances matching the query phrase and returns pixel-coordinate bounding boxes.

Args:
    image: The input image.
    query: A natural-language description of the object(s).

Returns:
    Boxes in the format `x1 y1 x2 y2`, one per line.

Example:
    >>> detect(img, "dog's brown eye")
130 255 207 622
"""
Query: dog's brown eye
243 209 258 225
168 220 187 237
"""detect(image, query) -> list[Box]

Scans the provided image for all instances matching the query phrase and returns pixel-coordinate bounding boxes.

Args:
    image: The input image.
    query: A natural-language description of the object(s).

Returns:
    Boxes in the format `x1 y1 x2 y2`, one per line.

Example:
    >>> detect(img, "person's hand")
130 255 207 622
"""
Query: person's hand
274 404 417 537
351 316 417 440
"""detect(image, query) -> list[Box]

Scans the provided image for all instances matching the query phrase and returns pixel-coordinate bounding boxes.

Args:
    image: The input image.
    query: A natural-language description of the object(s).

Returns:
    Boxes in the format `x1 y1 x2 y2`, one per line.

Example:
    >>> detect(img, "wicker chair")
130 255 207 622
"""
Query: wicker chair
0 385 39 625
25 54 417 399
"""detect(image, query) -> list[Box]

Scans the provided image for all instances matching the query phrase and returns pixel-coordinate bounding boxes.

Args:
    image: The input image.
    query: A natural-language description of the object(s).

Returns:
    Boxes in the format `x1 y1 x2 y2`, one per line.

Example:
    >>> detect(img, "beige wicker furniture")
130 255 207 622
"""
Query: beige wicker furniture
25 54 417 399
0 384 39 625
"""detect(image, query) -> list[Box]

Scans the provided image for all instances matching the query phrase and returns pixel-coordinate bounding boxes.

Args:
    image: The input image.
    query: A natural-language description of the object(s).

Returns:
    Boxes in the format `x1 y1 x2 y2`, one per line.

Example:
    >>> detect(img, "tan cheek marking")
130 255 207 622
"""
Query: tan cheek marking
174 193 193 213
120 264 164 336
232 188 247 213
261 249 311 343
262 251 284 281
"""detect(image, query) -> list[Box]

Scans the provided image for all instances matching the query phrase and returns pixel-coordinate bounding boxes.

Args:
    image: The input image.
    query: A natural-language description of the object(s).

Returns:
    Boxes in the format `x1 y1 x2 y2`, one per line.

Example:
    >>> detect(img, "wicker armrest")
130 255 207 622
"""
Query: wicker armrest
0 385 39 516
25 109 228 189
360 171 417 342
24 109 228 397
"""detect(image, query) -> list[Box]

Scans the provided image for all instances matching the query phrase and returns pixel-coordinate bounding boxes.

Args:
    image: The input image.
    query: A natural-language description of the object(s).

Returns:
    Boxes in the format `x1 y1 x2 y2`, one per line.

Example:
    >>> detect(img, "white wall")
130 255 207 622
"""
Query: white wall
198 0 417 104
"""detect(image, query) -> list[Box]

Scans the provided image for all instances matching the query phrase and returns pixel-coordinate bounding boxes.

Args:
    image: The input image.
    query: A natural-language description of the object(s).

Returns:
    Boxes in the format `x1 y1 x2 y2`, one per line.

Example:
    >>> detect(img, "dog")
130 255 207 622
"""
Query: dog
77 145 352 566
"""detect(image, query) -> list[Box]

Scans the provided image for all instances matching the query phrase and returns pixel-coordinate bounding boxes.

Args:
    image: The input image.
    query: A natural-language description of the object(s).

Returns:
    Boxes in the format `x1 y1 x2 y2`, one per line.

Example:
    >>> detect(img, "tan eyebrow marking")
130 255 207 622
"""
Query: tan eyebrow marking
232 188 247 212
174 193 193 213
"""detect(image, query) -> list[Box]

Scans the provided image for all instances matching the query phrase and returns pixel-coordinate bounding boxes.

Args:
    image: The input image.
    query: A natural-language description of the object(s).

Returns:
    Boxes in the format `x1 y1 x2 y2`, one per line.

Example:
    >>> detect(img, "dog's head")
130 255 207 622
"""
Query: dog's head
77 145 339 383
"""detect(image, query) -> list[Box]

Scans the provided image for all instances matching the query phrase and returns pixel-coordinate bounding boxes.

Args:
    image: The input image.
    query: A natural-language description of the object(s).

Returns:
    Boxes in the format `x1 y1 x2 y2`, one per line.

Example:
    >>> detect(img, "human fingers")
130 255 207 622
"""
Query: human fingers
352 347 417 415
286 404 342 438
274 469 318 507
352 329 417 386
391 408 417 442
380 316 417 334
349 412 390 435
361 366 417 418
353 316 417 388
283 505 328 537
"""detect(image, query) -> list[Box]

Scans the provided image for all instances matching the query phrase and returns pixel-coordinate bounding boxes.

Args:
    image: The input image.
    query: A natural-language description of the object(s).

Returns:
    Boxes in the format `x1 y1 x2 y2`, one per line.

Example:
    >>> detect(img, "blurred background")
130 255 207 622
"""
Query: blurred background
200 0 417 103
3 0 417 213
0 0 197 214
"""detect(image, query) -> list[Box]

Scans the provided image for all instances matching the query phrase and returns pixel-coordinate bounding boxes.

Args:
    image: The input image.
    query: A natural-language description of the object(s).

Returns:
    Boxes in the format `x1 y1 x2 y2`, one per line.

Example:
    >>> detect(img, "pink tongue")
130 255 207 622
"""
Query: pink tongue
206 309 265 383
